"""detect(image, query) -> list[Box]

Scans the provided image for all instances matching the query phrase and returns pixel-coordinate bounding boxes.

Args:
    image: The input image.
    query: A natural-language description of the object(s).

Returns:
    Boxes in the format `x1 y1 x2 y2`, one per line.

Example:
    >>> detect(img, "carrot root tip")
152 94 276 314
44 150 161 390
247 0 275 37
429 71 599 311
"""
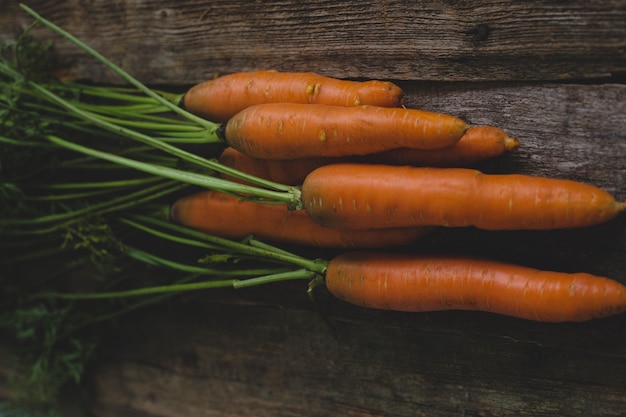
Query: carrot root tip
504 135 521 152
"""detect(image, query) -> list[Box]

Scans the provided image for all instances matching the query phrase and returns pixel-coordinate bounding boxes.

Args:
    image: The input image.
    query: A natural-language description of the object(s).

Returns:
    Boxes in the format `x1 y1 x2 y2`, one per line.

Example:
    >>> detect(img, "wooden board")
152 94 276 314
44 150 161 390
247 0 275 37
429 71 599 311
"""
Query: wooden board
2 0 625 83
1 1 625 416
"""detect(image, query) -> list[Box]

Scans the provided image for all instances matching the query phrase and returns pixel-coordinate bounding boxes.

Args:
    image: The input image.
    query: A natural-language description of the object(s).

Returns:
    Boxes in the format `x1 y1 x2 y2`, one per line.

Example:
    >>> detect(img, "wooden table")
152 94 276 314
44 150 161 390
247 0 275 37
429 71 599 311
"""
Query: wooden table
1 1 625 415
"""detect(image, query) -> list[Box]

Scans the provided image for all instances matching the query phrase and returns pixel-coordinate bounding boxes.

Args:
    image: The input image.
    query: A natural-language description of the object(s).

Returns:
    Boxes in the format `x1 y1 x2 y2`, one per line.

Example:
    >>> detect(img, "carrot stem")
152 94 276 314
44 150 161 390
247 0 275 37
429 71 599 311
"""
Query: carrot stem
30 269 315 300
126 215 327 273
30 280 239 300
233 269 318 288
19 3 215 130
44 135 301 206
123 246 291 277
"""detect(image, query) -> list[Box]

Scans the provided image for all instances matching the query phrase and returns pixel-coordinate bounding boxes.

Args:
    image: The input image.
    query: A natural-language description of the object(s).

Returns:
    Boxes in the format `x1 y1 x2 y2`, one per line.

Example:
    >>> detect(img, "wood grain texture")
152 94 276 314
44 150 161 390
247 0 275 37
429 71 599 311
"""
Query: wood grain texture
88 288 626 417
1 0 624 83
1 1 625 416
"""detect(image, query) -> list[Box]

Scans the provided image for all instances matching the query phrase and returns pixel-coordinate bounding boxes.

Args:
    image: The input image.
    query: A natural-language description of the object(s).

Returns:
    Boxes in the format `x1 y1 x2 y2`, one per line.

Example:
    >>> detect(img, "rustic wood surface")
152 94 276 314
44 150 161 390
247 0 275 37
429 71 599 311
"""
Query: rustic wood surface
1 1 625 416
2 0 625 83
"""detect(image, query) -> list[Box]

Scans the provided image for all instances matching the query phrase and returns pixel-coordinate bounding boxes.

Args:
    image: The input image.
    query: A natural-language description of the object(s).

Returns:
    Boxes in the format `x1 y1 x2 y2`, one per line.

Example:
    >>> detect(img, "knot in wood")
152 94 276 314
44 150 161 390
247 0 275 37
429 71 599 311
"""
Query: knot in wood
468 23 491 43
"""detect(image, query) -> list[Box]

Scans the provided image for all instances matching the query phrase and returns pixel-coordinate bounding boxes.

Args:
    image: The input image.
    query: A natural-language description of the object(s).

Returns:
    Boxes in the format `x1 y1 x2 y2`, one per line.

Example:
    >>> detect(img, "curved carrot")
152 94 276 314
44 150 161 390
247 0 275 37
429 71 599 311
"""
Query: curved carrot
301 164 626 230
182 70 405 122
222 103 470 159
367 125 520 167
170 190 432 249
219 125 519 185
325 252 626 322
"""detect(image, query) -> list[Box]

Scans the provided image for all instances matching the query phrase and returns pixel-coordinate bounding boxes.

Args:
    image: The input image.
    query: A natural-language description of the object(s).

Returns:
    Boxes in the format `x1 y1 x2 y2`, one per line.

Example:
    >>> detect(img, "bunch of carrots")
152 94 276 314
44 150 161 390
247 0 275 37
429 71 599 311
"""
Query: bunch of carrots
1 4 625 410
3 4 624 326
170 69 626 323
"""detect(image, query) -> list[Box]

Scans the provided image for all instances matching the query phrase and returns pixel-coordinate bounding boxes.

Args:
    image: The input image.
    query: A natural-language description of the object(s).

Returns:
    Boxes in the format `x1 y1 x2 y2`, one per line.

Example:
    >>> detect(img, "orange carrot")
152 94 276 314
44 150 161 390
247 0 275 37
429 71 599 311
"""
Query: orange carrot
182 70 405 122
222 103 470 159
219 125 519 185
170 190 432 248
366 125 520 167
218 146 336 186
325 252 626 322
301 164 626 230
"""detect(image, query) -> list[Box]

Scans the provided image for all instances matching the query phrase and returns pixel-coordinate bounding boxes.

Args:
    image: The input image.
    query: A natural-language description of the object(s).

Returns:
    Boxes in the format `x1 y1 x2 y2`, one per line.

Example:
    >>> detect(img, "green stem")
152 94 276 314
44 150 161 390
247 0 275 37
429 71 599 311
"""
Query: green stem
31 176 162 190
124 245 289 276
31 268 315 300
45 134 302 206
30 83 297 193
233 269 318 288
61 82 180 104
119 217 223 251
68 107 208 133
130 215 328 274
0 183 189 237
23 188 123 201
69 274 198 331
2 179 180 226
20 3 215 130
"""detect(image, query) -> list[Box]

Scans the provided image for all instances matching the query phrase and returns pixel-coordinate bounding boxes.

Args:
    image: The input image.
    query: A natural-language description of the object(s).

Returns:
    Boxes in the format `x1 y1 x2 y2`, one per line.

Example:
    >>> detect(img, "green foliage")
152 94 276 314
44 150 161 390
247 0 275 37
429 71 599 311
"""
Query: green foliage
62 216 125 270
0 304 98 413
0 6 317 412
0 34 61 82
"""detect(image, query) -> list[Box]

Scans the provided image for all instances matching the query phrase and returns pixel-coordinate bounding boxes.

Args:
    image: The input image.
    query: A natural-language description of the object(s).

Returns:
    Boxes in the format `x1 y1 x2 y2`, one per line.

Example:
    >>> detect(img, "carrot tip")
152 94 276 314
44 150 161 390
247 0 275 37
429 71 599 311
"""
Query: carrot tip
504 135 521 152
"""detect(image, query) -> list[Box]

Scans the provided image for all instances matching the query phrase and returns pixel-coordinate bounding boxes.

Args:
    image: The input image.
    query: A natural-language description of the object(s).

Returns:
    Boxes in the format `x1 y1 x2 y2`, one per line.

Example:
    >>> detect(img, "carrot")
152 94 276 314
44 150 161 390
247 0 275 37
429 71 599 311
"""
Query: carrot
221 103 470 159
301 164 626 230
218 146 337 186
325 251 626 322
170 190 432 248
218 125 519 185
366 125 520 167
182 70 405 122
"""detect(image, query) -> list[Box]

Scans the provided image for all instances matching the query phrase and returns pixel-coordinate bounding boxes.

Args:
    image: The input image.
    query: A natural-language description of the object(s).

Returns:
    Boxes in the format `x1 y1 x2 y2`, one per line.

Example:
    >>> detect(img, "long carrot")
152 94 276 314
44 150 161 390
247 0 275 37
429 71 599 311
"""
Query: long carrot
182 70 405 122
301 164 626 230
170 190 432 248
325 252 626 322
366 125 520 167
221 103 470 159
219 125 519 185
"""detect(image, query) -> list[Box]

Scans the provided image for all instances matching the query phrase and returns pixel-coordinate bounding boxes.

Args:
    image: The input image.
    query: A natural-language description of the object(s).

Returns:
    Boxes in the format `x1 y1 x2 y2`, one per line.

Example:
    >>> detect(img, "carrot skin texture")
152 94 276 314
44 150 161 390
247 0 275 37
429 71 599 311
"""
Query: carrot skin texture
326 252 626 322
219 125 519 185
369 125 520 167
218 146 337 186
223 103 470 159
182 70 405 122
170 191 432 249
302 164 625 230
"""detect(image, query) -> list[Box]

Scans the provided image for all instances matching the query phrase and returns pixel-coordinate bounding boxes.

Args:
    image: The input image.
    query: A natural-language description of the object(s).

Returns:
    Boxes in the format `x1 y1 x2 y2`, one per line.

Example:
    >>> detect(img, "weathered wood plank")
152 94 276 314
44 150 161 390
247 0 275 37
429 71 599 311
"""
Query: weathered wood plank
2 0 625 83
400 82 626 198
88 288 626 417
1 2 625 415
